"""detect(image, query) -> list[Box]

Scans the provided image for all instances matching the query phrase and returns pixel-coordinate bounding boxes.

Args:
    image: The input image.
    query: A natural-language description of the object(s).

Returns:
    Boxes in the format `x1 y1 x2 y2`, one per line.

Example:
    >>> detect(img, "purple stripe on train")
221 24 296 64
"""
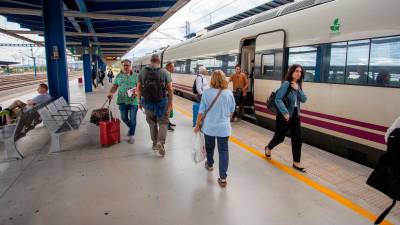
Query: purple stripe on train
174 83 388 136
254 106 385 145
254 100 388 132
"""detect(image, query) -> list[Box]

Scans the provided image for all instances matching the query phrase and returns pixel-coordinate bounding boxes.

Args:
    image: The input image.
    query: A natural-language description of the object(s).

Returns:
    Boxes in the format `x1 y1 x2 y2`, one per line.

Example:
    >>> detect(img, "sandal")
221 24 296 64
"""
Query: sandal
204 161 213 171
292 164 306 173
218 178 227 187
264 146 271 159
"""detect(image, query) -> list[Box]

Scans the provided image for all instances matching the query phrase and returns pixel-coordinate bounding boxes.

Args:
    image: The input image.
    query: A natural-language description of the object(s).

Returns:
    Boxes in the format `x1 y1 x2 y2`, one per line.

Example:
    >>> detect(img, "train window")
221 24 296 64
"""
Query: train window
321 42 346 83
345 40 370 85
369 36 400 87
288 46 317 82
226 54 238 75
197 58 216 74
174 60 186 73
190 60 198 74
261 54 275 77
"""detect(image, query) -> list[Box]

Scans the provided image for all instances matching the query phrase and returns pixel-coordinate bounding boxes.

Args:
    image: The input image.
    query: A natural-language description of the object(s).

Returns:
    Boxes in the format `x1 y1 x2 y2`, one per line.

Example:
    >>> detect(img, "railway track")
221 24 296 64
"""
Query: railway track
0 73 82 92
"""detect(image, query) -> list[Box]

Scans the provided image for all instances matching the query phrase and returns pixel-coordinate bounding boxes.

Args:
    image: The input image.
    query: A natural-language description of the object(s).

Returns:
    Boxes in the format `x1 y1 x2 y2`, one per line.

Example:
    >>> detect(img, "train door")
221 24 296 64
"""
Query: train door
253 30 286 118
240 39 256 116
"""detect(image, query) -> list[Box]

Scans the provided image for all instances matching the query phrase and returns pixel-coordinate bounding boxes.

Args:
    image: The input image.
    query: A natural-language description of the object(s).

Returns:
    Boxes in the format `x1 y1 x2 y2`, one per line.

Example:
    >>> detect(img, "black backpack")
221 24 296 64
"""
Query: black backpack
366 128 400 224
142 67 166 103
192 74 201 95
266 87 291 114
0 106 6 128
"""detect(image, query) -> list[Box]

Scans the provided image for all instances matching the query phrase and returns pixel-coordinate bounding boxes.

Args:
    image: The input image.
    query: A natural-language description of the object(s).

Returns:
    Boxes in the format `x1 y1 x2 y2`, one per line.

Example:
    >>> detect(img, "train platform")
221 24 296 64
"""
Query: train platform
0 79 399 225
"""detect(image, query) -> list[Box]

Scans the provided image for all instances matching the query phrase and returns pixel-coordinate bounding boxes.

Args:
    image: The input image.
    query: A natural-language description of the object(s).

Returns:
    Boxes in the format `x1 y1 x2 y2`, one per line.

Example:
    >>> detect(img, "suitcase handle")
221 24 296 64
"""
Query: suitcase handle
106 98 119 121
101 99 111 109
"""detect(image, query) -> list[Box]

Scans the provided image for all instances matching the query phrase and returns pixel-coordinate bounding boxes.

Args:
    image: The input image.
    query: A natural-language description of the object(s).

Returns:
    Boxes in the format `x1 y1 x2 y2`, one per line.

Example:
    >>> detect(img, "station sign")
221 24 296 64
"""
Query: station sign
106 56 118 61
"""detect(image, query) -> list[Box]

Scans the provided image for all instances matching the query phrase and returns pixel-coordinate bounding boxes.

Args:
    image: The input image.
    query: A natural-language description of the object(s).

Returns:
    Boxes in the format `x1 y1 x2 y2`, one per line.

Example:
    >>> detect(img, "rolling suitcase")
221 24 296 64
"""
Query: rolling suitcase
99 99 120 146
99 118 121 146
192 102 199 127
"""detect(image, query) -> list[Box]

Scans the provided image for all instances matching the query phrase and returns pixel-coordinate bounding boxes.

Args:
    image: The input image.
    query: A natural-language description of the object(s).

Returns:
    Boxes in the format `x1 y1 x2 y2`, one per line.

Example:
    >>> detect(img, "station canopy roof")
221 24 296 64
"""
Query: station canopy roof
0 0 189 60
0 61 18 66
205 0 293 31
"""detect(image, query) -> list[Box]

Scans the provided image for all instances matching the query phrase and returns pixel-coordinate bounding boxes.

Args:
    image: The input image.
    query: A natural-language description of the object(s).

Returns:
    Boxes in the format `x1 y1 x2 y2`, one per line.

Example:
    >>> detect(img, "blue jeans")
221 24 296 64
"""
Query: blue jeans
119 104 138 136
204 135 229 179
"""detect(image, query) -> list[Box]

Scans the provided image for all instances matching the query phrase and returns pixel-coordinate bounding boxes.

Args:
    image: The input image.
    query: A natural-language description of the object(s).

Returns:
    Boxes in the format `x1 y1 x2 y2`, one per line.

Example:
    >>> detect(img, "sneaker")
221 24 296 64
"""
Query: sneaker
170 123 176 127
168 126 175 131
128 136 135 144
152 143 158 151
157 143 165 156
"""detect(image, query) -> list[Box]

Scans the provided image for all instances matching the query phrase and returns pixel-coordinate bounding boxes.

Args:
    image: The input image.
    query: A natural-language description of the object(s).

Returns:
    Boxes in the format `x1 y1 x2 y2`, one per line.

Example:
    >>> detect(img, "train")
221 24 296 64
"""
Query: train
133 0 400 167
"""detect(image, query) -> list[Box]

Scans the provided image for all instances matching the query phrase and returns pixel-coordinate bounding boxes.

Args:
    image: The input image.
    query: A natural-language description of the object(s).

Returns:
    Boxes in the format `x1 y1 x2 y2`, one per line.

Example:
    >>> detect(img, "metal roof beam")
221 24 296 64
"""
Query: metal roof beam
0 27 43 46
6 30 141 38
66 11 160 23
63 3 81 33
93 7 170 14
67 42 132 46
0 7 160 23
102 48 128 50
74 0 98 43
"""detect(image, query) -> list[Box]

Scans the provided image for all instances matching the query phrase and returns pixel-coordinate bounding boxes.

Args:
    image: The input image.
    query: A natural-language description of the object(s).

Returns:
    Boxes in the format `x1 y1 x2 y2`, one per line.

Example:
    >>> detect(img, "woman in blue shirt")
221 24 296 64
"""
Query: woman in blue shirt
194 70 236 187
265 64 308 172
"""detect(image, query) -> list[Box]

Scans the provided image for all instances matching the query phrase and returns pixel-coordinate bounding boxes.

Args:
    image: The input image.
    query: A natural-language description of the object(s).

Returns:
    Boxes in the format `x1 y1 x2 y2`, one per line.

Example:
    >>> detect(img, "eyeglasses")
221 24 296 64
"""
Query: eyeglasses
123 64 130 67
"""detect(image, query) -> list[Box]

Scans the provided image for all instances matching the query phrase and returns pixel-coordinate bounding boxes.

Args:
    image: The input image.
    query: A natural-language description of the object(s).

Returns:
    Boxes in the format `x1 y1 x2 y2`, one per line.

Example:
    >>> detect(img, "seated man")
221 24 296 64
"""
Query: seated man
0 83 51 124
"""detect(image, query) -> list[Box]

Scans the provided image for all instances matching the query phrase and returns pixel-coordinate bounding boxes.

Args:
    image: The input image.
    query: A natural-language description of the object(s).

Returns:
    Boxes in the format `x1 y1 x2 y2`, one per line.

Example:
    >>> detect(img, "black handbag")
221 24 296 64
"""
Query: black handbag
366 128 400 224
90 99 113 126
266 86 291 114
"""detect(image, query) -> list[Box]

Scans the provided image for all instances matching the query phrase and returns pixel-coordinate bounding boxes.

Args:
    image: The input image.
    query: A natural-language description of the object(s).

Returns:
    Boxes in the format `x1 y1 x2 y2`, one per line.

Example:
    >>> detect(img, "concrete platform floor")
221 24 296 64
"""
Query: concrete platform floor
0 79 398 225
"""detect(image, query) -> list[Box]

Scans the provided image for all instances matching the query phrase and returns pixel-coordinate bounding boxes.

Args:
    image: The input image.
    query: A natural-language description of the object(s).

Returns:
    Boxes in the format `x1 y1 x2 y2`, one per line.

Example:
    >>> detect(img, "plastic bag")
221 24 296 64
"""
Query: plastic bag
193 132 206 163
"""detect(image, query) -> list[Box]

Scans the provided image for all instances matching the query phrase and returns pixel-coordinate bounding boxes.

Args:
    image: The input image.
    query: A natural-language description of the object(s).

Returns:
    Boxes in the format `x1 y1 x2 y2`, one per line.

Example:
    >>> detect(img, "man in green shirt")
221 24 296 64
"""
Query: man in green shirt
137 54 173 156
107 59 138 144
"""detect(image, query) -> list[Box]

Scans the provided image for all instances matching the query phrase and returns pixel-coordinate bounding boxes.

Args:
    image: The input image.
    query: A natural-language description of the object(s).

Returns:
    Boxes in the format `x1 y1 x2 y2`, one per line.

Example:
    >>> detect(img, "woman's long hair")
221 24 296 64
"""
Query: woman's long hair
210 70 228 89
284 64 304 88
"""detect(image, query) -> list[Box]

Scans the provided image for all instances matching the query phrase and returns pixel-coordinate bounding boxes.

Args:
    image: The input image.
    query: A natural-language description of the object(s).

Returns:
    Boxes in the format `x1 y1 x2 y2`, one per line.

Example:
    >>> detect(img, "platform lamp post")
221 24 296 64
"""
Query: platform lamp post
30 46 37 78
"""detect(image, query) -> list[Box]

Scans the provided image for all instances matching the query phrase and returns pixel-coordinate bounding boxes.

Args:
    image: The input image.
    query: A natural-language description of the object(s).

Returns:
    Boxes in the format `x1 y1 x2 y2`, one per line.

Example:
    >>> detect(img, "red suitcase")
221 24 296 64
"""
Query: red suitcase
99 118 121 146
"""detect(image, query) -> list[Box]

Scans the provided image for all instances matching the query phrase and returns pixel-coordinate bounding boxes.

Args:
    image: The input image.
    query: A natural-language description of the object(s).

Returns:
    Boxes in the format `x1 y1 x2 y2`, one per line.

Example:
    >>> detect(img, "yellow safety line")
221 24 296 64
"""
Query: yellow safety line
174 106 393 225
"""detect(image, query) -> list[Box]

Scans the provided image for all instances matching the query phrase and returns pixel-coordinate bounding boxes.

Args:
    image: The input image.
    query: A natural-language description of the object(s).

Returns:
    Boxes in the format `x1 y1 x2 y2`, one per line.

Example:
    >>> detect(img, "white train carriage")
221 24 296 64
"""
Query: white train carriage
133 0 400 167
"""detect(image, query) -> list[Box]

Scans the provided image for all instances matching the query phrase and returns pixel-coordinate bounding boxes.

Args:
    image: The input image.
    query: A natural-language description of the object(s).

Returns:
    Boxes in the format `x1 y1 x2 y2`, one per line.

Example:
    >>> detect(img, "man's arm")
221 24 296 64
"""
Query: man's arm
166 82 173 112
242 74 249 94
107 84 118 98
136 80 142 109
196 76 203 95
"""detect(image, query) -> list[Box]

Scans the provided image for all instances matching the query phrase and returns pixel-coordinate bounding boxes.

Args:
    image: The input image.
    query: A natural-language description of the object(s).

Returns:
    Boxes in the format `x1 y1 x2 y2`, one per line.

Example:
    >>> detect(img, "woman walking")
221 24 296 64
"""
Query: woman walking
194 70 236 187
265 64 308 172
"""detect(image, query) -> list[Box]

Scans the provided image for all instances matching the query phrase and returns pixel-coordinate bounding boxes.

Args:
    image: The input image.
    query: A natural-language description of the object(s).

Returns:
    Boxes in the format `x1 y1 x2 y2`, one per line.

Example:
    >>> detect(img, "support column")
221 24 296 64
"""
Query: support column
42 0 69 102
92 54 98 86
82 37 92 93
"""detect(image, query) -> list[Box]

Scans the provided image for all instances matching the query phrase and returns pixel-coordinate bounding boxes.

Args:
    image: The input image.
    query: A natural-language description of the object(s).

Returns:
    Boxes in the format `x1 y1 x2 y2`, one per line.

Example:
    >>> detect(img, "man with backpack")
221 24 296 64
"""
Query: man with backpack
137 54 173 156
192 66 209 103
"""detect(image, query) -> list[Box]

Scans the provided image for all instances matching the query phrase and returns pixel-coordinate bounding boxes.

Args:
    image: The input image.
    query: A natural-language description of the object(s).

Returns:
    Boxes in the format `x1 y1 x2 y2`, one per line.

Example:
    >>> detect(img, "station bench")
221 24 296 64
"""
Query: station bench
38 97 87 153
0 101 50 160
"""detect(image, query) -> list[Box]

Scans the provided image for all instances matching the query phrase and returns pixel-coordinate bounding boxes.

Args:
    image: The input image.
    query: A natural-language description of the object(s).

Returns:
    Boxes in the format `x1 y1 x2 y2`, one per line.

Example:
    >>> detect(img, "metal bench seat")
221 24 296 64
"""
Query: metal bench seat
38 97 87 153
0 101 50 160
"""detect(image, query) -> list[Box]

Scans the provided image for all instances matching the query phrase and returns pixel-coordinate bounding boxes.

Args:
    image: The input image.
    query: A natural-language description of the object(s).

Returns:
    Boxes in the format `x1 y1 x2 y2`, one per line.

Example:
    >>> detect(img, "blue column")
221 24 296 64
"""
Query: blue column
82 37 92 92
92 54 98 85
42 0 69 102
